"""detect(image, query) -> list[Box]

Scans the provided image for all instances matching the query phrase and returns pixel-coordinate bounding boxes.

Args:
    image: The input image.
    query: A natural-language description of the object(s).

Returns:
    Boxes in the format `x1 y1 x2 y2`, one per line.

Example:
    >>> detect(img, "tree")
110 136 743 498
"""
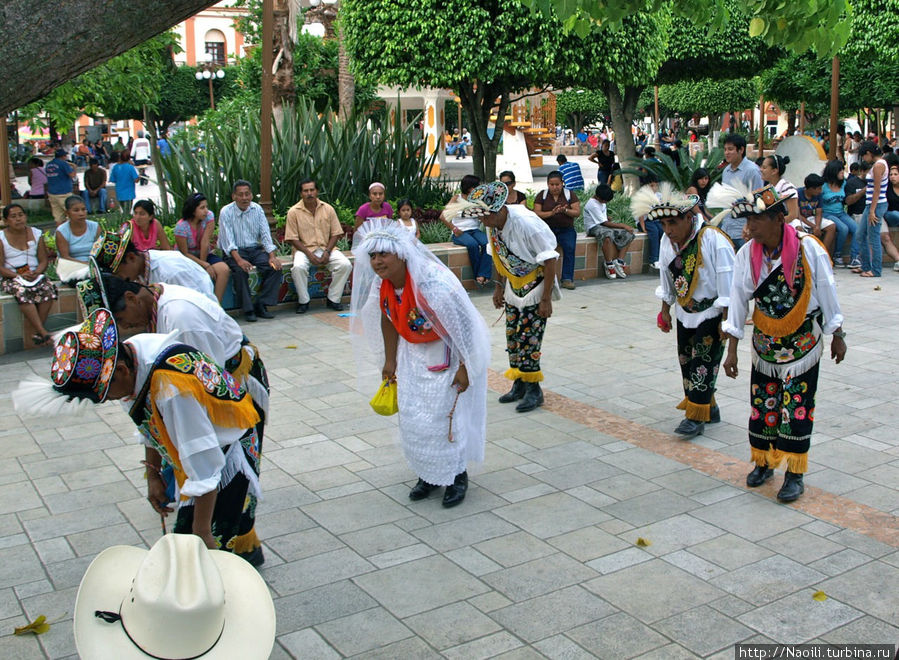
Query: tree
343 0 564 181
518 0 851 56
0 0 220 115
658 78 760 139
555 90 608 136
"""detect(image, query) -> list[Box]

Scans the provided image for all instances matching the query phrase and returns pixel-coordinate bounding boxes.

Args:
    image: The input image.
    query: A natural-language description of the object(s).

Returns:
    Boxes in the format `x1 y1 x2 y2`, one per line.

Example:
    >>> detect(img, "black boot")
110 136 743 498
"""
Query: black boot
498 379 525 403
409 479 438 501
709 405 721 423
442 471 468 508
516 382 544 413
237 546 265 567
746 464 774 487
777 471 804 502
674 418 704 439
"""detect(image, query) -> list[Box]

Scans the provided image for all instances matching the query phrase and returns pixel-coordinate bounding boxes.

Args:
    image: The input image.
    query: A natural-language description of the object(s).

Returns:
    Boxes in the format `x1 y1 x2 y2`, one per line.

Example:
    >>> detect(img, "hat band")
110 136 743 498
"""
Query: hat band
95 608 225 660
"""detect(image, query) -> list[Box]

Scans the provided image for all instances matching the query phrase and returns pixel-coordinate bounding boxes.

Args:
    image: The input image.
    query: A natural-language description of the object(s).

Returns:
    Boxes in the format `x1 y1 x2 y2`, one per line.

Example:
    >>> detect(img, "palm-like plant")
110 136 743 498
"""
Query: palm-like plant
620 147 725 189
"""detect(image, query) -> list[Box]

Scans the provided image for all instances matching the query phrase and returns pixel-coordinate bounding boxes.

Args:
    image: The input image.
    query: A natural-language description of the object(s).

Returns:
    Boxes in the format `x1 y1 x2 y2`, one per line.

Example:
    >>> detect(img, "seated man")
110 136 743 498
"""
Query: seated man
285 178 351 313
81 158 108 214
218 179 282 322
793 173 836 253
583 184 635 279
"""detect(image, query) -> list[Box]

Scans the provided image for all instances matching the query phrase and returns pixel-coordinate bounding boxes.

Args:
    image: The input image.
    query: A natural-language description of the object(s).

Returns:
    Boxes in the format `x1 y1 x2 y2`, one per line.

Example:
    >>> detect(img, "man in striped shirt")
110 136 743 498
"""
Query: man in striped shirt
219 180 282 322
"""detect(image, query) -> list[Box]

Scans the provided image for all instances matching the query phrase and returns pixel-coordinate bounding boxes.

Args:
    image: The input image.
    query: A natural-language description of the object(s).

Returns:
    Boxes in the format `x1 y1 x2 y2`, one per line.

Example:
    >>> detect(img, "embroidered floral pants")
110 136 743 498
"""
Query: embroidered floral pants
505 303 547 377
747 363 819 474
675 315 725 421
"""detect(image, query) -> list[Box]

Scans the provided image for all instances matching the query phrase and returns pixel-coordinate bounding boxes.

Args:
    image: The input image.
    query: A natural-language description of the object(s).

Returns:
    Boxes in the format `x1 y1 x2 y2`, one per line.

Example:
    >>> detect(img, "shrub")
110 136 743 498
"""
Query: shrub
621 147 725 190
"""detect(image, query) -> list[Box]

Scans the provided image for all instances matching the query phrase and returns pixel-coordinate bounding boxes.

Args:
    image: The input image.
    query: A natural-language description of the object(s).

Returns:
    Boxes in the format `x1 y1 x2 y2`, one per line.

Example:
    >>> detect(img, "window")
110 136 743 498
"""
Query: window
204 29 227 64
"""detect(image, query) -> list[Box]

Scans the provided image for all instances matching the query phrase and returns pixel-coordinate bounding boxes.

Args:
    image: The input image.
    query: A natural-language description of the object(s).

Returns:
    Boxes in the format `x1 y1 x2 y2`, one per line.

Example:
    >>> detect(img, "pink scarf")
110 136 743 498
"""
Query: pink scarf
751 222 800 293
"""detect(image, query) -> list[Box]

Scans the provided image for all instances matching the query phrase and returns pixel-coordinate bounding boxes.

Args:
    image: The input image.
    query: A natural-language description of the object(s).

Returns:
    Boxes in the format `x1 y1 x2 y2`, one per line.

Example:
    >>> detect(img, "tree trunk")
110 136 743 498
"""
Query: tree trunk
604 82 642 192
272 0 295 108
1 0 220 115
337 22 355 120
460 81 509 182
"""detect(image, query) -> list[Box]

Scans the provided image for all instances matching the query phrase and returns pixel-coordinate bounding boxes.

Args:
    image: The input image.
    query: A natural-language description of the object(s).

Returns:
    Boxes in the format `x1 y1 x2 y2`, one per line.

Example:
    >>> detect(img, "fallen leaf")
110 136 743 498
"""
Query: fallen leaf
284 345 297 349
874 286 881 291
812 591 828 601
635 537 651 547
14 615 50 636
580 306 587 309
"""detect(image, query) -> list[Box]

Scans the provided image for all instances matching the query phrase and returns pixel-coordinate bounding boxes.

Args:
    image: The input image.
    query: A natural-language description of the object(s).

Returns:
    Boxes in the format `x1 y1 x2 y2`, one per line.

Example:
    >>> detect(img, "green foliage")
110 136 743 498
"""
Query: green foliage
620 148 725 189
160 99 450 216
519 0 852 56
418 221 452 244
607 192 637 226
658 78 760 117
555 90 608 134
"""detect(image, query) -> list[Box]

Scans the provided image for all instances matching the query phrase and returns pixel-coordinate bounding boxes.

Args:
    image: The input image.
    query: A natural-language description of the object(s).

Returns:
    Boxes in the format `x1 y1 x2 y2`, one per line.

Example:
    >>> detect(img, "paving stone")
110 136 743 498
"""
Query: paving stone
369 543 435 569
759 528 845 563
277 629 340 660
690 493 813 542
490 585 616 644
353 555 488 618
66 523 142 557
441 631 523 660
444 547 502 577
262 548 373 596
708 594 755 617
655 605 755 656
817 561 899 623
562 485 616 508
494 492 607 539
824 529 895 558
531 635 595 660
473 531 555 568
472 468 542 496
22 505 125 542
266 527 344 563
690 533 775 570
690 484 743 505
350 636 440 659
622 513 723 556
710 555 827 606
467 591 512 613
602 489 701 527
566 611 669 658
0 482 42 516
483 553 599 602
738 590 863 643
302 490 410 535
501 483 558 503
531 459 620 490
404 601 501 650
843 483 899 512
33 537 74 565
339 523 419 557
584 559 726 623
547 526 630 563
808 549 873 577
662 549 728 580
651 469 728 496
586 547 653 575
808 468 870 495
273 580 378 634
0 544 47 588
820 615 899 646
811 440 889 472
636 643 702 659
267 441 359 476
315 607 412 656
255 508 318 539
598 447 687 479
589 472 661 500
411 512 517 552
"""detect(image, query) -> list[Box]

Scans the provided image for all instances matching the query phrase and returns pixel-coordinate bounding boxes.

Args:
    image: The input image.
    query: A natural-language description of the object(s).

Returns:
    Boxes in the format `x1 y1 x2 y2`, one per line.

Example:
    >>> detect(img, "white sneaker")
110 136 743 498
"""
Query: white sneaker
649 261 660 271
893 262 899 272
613 260 627 279
604 263 617 279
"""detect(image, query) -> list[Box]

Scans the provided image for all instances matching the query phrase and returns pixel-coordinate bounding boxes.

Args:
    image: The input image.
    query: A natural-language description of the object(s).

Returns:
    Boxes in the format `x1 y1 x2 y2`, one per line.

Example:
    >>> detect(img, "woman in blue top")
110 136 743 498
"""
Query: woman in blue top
820 160 862 267
56 196 101 264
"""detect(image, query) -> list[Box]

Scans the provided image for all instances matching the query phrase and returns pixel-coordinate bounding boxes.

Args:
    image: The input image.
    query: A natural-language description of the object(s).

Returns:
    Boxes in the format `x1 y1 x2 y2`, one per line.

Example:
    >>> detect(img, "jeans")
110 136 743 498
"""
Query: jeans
858 202 887 276
597 169 609 186
82 188 107 214
644 219 663 264
824 211 857 258
452 229 493 281
731 237 746 253
551 226 577 282
224 246 281 312
884 210 899 228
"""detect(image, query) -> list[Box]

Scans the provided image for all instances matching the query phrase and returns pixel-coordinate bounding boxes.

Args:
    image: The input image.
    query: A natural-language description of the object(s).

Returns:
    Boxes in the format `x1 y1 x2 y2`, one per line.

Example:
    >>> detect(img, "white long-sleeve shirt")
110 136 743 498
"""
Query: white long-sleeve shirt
656 224 735 328
146 250 216 301
723 237 843 340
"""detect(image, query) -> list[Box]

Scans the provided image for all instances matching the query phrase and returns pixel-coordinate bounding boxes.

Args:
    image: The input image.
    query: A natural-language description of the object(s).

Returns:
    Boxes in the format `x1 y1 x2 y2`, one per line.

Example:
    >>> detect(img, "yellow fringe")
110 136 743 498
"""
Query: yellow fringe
676 227 706 308
780 451 808 474
228 344 256 381
152 372 261 431
750 446 771 467
677 398 711 422
504 367 543 382
752 246 813 338
231 528 261 554
487 228 543 290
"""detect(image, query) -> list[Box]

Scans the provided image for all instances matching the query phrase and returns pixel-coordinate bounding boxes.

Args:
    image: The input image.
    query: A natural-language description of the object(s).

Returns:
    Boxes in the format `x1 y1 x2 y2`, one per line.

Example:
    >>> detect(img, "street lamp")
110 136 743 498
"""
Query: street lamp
195 52 226 110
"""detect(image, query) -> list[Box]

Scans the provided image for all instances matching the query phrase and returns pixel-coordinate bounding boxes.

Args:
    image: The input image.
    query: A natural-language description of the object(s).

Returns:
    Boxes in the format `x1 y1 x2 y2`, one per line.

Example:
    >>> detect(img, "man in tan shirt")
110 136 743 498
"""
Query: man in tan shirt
285 178 352 313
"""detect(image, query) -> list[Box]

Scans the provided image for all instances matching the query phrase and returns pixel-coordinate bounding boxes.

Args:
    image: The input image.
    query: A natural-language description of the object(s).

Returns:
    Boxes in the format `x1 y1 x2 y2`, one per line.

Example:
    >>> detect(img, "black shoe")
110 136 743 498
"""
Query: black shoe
237 546 265 567
515 382 544 413
244 310 258 322
674 418 705 439
498 379 526 404
709 405 721 423
326 299 345 312
295 302 309 314
254 302 274 319
777 471 804 502
442 471 468 508
746 464 774 487
409 479 438 501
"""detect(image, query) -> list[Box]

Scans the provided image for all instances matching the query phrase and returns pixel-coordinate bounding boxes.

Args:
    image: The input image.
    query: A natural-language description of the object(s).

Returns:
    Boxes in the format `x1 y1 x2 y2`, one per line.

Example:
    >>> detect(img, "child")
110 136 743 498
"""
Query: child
395 199 421 239
583 184 635 279
794 173 836 253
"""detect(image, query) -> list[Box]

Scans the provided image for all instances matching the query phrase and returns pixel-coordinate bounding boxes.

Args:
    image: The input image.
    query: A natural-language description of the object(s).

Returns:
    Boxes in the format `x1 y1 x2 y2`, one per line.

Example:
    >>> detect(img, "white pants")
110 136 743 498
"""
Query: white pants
290 249 352 304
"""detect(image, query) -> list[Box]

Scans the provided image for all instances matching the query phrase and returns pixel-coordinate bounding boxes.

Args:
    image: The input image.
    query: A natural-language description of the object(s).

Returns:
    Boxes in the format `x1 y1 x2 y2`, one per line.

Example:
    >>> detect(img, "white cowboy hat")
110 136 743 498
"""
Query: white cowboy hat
74 534 275 660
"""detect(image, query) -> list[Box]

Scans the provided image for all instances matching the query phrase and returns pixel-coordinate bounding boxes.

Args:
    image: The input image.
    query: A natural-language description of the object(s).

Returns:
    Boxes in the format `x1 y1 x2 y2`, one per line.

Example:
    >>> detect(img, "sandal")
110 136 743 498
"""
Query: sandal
31 333 52 346
859 271 876 277
850 267 863 273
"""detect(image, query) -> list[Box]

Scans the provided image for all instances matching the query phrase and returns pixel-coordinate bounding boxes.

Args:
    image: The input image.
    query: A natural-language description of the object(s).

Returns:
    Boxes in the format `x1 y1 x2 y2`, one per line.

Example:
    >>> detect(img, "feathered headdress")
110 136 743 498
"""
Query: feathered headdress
442 181 509 220
629 182 699 221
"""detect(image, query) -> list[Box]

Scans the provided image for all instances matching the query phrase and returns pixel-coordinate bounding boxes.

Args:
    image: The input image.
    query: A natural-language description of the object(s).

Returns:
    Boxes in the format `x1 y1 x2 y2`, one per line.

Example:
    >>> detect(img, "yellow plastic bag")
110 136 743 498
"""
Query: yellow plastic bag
610 173 623 192
369 379 398 416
